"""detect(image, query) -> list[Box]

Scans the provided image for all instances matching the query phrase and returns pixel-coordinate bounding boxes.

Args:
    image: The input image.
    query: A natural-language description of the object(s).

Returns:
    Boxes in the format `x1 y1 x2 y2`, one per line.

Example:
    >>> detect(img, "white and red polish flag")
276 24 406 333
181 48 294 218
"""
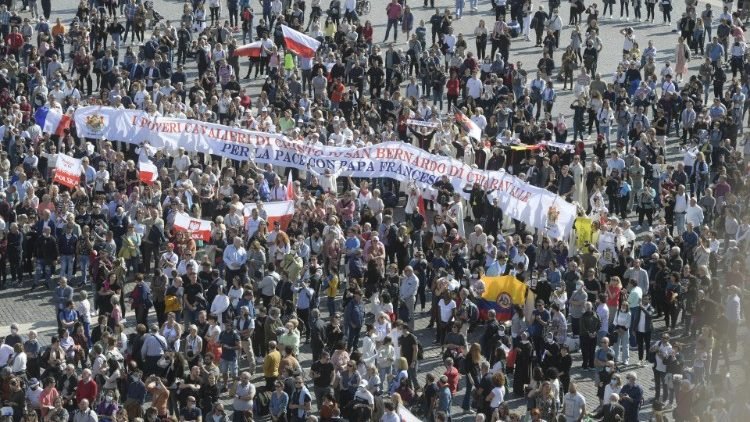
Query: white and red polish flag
233 40 264 58
52 153 82 189
286 172 296 201
173 213 213 241
138 160 158 185
281 25 320 58
243 200 295 230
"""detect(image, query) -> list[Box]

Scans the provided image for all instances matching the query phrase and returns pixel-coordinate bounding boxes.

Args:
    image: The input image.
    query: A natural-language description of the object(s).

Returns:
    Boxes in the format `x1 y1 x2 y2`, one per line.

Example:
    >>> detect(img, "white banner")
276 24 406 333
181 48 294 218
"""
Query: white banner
73 107 576 236
407 119 440 128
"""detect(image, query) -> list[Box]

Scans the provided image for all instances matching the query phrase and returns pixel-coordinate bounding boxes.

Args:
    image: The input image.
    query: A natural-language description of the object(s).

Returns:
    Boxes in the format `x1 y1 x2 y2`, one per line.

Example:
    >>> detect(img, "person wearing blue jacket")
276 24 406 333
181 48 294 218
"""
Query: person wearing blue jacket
343 289 364 352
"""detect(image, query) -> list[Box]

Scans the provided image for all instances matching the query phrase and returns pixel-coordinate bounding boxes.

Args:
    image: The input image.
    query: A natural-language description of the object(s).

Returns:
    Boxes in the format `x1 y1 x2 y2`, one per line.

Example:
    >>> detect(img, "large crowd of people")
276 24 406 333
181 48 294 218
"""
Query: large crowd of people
0 0 747 421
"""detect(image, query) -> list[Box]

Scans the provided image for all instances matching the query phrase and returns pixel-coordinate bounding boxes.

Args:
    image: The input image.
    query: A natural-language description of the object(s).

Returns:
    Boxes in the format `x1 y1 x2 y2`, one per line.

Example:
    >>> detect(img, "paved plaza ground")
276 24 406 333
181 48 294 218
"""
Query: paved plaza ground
1 0 748 420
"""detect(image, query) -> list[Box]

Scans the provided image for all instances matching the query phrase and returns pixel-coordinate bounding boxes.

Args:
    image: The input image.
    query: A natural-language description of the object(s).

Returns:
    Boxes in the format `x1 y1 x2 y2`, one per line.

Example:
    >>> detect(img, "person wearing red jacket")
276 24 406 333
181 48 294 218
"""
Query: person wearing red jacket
5 26 23 61
446 71 461 110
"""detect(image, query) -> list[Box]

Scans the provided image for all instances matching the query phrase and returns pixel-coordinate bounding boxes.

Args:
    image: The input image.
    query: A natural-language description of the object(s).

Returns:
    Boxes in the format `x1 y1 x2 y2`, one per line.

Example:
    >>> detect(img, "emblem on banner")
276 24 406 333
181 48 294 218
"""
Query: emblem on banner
188 220 201 231
545 205 562 239
84 113 106 136
495 292 512 309
547 205 560 225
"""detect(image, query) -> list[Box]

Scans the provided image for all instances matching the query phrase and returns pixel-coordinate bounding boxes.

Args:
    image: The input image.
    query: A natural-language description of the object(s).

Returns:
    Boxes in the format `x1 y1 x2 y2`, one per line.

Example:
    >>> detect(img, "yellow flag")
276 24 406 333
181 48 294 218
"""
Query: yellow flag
480 275 528 305
575 217 593 249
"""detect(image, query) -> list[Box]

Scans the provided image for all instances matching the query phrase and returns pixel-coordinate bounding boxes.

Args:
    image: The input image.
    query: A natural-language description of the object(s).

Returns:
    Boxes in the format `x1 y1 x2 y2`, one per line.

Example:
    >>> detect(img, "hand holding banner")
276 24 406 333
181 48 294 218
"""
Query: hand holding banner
73 107 576 237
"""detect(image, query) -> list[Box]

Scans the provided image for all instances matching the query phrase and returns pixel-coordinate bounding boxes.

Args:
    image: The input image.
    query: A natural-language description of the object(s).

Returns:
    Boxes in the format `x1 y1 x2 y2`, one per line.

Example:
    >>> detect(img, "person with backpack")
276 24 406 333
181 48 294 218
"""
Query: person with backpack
140 324 168 378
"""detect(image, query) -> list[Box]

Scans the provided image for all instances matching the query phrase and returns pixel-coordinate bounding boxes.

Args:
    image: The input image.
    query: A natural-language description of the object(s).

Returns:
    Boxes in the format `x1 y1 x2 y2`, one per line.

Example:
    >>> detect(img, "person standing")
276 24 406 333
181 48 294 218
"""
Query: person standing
399 323 420 390
383 0 402 43
343 290 364 352
219 319 241 395
310 351 335 408
562 382 587 422
632 295 654 365
40 0 51 19
435 375 452 421
33 226 58 290
650 333 673 403
140 325 167 378
618 372 644 422
129 274 153 326
580 302 601 370
289 376 313 422
612 302 632 365
233 372 256 422
263 341 282 389
399 266 419 331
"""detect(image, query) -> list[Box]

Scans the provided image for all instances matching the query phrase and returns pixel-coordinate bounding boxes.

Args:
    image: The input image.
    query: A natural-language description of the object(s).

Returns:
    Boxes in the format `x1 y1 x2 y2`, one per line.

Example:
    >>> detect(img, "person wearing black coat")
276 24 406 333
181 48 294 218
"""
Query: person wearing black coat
632 296 655 363
33 226 58 290
592 393 626 422
309 309 328 362
6 224 22 286
41 0 51 19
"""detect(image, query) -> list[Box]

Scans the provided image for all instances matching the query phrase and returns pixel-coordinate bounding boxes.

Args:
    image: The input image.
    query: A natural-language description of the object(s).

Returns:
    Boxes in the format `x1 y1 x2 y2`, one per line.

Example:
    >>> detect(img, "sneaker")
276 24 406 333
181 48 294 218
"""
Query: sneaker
623 360 630 366
634 224 641 230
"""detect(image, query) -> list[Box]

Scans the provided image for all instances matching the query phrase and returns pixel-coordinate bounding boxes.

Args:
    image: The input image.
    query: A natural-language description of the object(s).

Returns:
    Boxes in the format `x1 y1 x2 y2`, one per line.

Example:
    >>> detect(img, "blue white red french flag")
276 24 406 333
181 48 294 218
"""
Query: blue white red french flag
34 106 72 137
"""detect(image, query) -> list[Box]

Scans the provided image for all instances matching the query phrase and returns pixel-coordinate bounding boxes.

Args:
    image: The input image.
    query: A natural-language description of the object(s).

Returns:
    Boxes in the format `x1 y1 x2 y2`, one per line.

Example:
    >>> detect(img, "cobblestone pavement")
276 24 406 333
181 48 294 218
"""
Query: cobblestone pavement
1 272 748 421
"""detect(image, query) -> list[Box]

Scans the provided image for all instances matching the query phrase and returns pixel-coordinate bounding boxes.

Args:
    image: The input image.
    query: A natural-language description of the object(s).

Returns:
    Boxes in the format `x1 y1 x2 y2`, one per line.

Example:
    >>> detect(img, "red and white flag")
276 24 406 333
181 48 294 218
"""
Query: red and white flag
453 106 482 141
243 200 295 230
138 160 158 185
417 195 427 218
173 213 213 241
233 40 264 57
53 153 82 189
281 25 320 58
286 172 296 201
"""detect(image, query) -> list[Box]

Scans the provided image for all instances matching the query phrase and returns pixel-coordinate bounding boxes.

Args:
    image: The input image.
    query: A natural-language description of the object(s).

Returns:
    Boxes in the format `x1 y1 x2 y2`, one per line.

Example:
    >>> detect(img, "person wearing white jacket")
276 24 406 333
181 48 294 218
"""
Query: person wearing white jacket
597 100 615 149
612 302 632 365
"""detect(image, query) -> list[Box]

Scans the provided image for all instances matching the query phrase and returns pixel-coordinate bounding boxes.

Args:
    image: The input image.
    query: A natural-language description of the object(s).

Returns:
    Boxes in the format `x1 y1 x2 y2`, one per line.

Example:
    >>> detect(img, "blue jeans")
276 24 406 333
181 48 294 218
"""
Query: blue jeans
616 328 630 362
432 88 444 110
347 324 362 351
34 259 53 288
78 255 90 284
384 18 399 41
455 0 465 17
599 125 611 149
616 125 629 148
407 362 420 390
183 308 198 325
462 377 473 409
379 365 392 391
59 255 75 280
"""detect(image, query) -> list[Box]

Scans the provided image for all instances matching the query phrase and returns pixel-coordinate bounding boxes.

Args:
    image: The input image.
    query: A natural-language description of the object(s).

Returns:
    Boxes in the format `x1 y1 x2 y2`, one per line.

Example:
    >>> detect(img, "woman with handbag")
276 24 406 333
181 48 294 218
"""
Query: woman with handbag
612 302 632 365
